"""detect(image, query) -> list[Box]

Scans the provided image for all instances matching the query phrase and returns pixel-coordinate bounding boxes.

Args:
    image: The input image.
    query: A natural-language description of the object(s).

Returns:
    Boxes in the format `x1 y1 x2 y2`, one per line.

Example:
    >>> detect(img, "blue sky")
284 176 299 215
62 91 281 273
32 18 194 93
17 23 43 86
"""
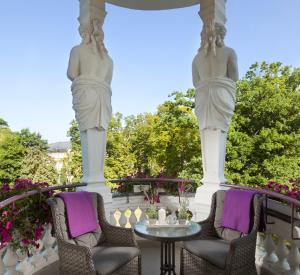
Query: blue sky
0 0 299 143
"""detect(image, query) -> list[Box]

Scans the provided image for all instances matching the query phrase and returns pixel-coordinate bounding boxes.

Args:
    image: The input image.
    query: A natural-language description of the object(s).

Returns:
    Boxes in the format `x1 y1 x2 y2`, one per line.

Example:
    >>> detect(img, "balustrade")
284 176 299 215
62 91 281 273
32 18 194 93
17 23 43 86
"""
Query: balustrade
255 202 300 275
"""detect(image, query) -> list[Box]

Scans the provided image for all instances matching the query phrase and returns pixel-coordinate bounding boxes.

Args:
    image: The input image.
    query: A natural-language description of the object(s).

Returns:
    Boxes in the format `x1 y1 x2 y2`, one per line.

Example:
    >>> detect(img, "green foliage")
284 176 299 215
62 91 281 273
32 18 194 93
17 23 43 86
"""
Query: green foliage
67 120 82 183
20 147 58 185
0 124 52 183
18 128 48 152
145 205 158 219
65 62 299 188
0 128 25 182
0 118 9 128
226 62 300 185
105 113 136 180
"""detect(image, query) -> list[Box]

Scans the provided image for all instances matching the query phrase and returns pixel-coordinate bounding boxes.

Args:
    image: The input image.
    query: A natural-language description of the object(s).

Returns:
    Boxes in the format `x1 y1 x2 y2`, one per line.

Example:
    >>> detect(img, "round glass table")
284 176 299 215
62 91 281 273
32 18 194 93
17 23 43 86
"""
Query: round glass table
134 221 201 275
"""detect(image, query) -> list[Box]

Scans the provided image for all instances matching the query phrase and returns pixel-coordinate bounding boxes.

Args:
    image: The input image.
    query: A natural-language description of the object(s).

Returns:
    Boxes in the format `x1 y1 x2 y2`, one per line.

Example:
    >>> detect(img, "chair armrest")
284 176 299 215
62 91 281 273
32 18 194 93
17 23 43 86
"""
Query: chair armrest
227 230 257 270
57 238 96 274
101 223 138 247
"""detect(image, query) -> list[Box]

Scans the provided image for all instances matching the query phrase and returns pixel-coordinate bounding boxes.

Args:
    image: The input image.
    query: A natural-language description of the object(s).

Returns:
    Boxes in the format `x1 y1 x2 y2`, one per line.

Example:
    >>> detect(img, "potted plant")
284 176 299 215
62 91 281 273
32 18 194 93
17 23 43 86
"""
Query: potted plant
176 199 193 224
145 205 158 225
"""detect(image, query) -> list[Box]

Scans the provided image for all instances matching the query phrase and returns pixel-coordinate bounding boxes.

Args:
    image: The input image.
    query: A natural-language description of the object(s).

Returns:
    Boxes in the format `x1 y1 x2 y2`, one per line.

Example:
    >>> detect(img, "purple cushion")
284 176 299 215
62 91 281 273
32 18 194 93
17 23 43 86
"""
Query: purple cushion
58 192 99 238
221 189 256 234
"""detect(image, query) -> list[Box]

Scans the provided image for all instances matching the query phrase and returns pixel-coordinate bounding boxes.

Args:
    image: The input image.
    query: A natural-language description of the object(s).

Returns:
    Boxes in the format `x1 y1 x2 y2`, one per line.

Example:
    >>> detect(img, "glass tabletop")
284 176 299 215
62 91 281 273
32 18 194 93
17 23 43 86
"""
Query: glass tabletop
134 220 201 242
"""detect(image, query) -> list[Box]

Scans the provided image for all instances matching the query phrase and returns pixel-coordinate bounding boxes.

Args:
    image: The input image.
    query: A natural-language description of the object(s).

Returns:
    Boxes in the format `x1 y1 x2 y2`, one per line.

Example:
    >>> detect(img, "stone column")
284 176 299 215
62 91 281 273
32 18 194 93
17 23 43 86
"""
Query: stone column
193 0 238 220
68 0 113 205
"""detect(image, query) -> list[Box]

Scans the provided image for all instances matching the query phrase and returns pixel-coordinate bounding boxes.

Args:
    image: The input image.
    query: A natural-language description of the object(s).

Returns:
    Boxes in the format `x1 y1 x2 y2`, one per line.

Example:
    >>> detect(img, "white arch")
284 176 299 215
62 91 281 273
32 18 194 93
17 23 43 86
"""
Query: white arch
106 0 199 10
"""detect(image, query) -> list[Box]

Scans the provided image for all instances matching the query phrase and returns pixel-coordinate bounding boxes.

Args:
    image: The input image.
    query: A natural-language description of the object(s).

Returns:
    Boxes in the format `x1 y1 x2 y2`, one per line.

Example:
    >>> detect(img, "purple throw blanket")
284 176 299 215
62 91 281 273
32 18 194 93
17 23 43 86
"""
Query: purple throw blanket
221 189 257 234
58 192 99 238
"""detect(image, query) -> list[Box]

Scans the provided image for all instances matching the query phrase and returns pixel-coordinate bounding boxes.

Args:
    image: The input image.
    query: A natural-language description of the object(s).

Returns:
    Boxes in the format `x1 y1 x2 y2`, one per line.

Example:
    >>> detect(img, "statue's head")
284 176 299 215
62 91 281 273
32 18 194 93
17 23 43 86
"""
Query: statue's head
200 22 226 55
78 24 92 44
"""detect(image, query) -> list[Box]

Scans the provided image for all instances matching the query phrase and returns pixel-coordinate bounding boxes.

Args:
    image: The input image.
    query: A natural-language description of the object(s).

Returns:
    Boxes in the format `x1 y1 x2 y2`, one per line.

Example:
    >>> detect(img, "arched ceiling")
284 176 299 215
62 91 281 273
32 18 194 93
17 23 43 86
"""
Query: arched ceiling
106 0 199 10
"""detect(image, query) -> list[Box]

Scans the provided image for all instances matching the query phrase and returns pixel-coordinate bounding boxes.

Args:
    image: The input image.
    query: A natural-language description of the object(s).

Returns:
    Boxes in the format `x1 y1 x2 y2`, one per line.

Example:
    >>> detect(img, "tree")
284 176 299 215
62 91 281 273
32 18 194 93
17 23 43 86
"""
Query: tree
0 128 25 182
20 147 58 184
18 128 48 152
105 113 136 180
226 62 300 185
0 118 9 129
67 120 82 183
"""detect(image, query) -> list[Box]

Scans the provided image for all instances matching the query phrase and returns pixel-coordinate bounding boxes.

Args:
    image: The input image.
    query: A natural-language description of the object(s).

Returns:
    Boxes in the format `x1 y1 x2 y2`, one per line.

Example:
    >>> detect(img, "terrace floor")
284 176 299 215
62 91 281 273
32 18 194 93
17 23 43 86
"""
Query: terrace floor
35 238 274 275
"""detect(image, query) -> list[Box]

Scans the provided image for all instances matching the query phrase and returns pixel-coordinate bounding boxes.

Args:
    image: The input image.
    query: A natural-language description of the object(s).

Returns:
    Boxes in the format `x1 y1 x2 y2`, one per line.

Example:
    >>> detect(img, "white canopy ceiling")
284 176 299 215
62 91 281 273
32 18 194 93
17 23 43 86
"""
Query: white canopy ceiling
106 0 199 10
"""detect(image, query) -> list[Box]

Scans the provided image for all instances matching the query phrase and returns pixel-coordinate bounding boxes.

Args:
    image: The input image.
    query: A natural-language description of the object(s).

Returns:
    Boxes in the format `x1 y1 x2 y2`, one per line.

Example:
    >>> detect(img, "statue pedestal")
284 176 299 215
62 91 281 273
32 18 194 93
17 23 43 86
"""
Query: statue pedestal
78 128 112 211
194 129 228 220
77 183 112 218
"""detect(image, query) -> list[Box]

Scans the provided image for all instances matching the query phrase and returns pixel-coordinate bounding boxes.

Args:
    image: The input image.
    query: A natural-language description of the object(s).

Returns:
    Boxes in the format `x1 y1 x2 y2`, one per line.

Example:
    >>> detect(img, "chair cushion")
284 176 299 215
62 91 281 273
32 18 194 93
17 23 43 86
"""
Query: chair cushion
183 238 230 269
92 246 140 275
54 193 102 248
214 191 243 241
214 190 261 241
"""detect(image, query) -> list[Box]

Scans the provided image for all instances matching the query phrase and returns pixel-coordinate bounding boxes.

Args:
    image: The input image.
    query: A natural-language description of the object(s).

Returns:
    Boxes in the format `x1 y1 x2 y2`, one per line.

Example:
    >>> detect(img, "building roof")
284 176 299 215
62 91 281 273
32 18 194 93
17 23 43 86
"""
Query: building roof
48 141 71 153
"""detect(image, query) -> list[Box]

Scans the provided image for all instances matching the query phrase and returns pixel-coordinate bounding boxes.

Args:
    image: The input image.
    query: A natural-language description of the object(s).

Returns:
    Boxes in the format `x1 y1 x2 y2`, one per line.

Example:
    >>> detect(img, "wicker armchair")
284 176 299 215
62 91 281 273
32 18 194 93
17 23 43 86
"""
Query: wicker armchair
180 190 263 275
48 192 141 275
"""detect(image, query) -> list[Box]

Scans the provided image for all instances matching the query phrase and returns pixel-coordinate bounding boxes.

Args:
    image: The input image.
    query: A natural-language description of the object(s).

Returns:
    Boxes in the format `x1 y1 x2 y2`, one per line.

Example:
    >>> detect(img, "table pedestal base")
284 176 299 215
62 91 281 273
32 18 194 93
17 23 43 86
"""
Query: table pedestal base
160 241 176 275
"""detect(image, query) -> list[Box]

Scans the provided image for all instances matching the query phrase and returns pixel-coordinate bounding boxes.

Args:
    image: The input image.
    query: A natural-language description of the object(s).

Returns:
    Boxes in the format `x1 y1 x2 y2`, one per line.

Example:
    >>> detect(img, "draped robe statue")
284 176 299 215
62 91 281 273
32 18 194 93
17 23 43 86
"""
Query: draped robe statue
67 23 113 185
193 23 238 184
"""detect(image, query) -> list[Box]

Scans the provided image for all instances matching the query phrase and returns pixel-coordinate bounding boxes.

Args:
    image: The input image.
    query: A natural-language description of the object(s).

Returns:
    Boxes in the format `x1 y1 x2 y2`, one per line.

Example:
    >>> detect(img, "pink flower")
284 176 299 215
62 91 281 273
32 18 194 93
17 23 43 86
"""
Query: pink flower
14 178 33 190
0 183 10 192
22 239 30 246
0 229 12 243
5 221 13 230
2 211 9 217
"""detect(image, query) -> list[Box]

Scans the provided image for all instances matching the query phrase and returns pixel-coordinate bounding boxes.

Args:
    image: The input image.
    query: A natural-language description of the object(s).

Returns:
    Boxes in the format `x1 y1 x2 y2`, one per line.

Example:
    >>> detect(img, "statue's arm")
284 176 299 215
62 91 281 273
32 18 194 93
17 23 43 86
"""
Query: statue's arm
192 56 201 87
67 48 80 81
227 49 239 82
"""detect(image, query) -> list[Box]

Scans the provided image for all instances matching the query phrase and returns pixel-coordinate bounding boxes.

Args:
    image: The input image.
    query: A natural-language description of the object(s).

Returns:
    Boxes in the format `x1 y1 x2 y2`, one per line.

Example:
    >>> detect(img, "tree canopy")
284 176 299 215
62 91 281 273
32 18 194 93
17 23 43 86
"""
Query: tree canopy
1 61 299 186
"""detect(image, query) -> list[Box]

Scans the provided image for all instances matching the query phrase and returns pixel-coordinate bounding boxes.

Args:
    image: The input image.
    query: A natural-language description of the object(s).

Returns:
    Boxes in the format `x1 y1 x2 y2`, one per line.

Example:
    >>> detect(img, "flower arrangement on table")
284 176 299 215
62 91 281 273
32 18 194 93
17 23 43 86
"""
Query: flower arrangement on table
0 179 53 253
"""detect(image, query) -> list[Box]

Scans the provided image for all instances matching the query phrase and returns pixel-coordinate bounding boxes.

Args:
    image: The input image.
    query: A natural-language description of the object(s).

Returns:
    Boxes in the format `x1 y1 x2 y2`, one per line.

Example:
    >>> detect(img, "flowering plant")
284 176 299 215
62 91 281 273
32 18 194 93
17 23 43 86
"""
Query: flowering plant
143 182 160 204
263 178 300 199
176 182 193 220
0 179 53 253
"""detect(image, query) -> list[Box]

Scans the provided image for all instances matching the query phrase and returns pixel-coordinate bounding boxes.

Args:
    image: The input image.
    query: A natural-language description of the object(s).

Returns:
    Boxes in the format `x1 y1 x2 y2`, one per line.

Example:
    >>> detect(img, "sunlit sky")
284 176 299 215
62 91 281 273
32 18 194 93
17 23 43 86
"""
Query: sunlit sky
0 0 299 143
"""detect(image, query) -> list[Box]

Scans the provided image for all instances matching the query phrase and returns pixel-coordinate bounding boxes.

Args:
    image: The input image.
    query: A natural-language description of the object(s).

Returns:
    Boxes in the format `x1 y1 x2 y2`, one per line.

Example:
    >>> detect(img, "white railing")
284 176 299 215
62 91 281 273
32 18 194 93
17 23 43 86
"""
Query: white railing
0 224 58 275
3 193 300 275
256 200 300 275
109 194 200 228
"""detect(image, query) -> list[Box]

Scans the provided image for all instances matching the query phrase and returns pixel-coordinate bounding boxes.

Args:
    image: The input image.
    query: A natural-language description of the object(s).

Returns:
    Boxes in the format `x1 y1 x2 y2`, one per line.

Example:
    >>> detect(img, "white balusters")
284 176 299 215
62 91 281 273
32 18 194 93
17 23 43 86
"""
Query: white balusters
288 243 300 275
134 207 143 222
3 245 18 275
119 211 127 227
262 232 278 266
42 224 58 265
110 206 147 228
16 255 35 275
29 240 46 271
113 209 122 226
274 236 290 272
129 208 138 226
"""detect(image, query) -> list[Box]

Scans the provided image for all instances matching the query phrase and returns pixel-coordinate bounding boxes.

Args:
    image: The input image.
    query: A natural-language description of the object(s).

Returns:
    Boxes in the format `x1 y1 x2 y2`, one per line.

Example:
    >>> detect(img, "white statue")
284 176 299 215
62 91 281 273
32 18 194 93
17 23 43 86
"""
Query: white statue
192 22 238 184
67 20 113 184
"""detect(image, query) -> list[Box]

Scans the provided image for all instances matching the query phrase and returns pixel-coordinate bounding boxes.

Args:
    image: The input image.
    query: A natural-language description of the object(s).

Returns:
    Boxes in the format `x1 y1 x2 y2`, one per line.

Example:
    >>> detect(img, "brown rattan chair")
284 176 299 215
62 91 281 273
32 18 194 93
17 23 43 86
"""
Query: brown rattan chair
180 190 263 275
48 192 141 275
